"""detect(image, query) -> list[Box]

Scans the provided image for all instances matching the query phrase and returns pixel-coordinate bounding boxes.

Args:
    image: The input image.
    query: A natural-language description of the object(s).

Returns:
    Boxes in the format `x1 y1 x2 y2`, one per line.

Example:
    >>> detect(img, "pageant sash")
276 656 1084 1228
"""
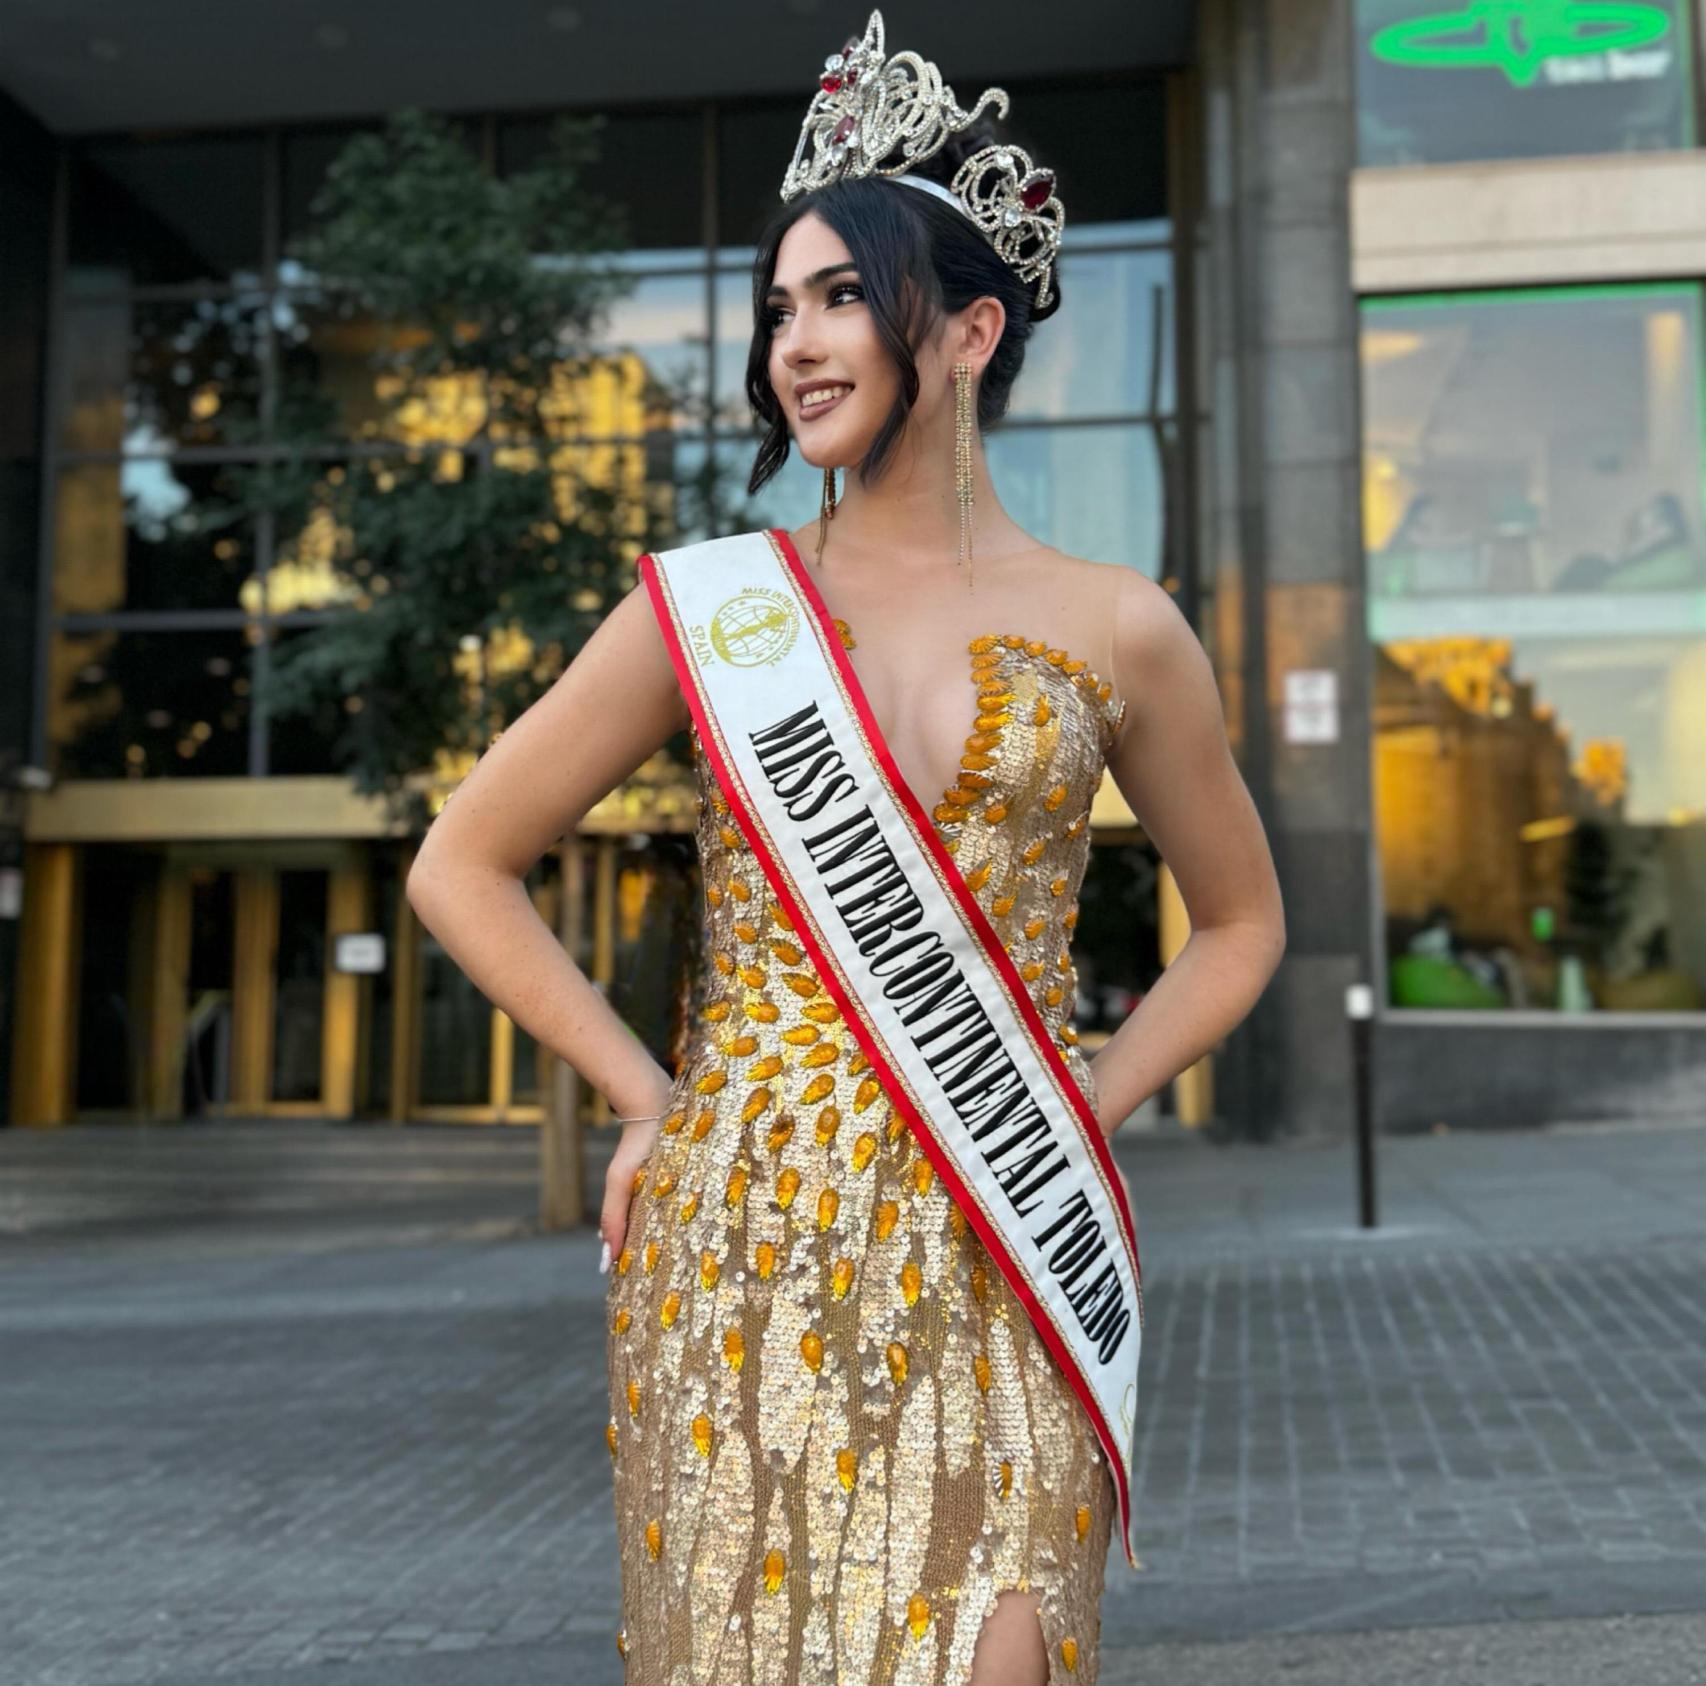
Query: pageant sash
638 527 1144 1569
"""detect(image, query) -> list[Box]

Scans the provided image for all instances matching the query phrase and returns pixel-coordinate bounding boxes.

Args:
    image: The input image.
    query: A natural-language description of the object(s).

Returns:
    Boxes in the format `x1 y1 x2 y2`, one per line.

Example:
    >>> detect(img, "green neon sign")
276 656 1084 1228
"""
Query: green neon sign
1369 1 1671 88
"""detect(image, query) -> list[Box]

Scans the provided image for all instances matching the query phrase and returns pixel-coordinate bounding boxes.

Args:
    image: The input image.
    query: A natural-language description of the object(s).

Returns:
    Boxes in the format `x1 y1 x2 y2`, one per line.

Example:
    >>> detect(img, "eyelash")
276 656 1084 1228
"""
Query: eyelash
763 283 864 331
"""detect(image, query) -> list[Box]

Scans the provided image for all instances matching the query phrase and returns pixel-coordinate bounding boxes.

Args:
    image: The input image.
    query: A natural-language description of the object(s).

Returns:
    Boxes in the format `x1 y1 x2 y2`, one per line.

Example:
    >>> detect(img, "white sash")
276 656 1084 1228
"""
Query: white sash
639 527 1143 1569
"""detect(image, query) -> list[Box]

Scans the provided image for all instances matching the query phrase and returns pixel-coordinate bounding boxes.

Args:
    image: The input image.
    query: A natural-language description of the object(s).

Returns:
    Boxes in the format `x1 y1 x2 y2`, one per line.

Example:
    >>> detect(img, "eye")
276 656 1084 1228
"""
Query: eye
762 282 864 332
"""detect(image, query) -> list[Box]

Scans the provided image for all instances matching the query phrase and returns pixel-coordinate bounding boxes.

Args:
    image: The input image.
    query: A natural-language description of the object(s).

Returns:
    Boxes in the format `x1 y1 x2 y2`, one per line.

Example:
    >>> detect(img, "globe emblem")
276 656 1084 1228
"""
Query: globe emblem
709 591 798 667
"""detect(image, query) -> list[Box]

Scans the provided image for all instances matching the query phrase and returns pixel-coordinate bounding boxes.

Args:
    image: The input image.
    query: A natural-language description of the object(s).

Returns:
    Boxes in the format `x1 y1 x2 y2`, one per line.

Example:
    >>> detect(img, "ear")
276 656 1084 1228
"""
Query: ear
960 294 1006 371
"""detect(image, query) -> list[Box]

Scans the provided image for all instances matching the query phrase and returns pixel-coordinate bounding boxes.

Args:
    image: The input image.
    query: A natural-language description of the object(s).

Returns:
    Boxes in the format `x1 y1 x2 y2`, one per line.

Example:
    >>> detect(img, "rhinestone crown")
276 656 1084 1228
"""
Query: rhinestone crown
779 9 1065 311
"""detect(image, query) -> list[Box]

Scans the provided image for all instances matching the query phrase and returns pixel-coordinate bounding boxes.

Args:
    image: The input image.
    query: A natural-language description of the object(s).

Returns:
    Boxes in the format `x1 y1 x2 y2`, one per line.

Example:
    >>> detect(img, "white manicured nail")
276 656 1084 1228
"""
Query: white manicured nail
599 1240 612 1275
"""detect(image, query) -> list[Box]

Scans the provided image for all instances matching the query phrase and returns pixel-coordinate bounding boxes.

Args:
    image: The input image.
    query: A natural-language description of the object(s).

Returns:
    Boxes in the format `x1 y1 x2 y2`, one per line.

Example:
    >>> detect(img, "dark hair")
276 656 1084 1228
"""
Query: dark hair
744 118 1061 497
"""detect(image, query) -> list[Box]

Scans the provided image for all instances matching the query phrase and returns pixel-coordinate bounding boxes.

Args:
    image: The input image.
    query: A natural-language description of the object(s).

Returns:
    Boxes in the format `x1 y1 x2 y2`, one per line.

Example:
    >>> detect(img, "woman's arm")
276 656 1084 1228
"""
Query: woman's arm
405 578 690 1258
1088 569 1287 1138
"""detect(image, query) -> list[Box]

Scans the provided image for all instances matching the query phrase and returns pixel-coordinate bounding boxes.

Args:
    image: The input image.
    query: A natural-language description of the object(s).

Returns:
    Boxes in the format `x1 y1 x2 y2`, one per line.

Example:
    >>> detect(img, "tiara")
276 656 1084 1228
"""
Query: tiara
779 9 1065 311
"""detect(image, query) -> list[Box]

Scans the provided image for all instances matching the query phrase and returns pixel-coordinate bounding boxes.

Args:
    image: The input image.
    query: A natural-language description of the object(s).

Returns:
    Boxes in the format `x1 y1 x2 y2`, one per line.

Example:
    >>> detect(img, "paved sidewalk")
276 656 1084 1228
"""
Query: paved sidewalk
2 1118 1704 1684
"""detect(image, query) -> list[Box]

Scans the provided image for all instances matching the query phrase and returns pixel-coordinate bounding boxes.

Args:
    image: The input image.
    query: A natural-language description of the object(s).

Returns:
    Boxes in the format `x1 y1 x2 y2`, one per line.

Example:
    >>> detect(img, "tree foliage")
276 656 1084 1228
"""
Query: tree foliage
228 106 728 830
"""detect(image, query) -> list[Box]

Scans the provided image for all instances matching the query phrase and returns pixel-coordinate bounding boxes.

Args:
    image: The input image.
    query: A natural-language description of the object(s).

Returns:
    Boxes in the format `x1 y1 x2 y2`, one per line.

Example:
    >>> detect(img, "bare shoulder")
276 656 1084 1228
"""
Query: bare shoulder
1032 548 1189 652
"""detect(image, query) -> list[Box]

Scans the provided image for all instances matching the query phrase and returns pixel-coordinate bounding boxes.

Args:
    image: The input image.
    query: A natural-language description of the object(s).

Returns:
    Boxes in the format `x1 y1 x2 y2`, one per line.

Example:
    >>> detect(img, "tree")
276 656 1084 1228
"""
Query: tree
228 106 736 829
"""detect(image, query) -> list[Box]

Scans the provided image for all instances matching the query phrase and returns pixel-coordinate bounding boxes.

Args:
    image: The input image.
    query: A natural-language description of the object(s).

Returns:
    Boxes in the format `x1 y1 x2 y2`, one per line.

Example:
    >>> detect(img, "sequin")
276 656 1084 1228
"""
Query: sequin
606 625 1123 1684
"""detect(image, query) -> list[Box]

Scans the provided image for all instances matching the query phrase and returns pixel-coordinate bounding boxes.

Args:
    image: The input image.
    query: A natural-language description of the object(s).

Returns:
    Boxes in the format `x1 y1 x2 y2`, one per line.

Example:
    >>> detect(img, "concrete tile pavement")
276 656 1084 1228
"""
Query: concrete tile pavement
2 1117 1704 1684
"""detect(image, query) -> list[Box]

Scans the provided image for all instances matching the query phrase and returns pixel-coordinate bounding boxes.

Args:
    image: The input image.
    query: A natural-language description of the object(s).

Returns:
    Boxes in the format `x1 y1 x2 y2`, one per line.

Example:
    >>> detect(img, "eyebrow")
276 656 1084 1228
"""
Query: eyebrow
764 262 861 302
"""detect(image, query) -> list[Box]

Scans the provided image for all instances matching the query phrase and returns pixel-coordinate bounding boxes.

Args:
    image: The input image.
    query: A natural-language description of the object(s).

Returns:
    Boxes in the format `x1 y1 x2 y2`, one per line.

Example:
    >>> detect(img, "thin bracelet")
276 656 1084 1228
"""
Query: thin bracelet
611 1111 663 1124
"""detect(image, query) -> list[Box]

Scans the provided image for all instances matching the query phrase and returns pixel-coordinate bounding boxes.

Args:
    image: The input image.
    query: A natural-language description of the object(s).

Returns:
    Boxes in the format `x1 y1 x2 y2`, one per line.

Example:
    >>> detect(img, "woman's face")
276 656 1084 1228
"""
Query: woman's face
763 212 903 470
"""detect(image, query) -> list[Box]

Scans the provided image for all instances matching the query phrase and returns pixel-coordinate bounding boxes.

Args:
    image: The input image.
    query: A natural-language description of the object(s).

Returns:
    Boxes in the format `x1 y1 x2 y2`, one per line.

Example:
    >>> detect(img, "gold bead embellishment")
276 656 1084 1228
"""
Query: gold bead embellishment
831 1257 856 1299
815 1105 842 1145
763 1547 787 1594
755 1240 777 1279
853 1075 882 1112
699 1250 720 1291
913 1157 935 1197
722 1326 745 1371
973 1353 991 1392
678 1190 700 1222
801 1073 835 1106
643 1240 660 1273
900 1260 923 1306
817 1187 841 1230
1061 1637 1080 1672
801 1042 840 1068
800 1328 824 1371
996 1459 1013 1498
661 1109 686 1136
629 1168 647 1197
776 1167 802 1209
907 1591 932 1641
725 1165 749 1207
606 1418 618 1458
886 1340 910 1386
692 1413 714 1457
616 1248 633 1276
651 1169 676 1199
742 1087 773 1124
766 1119 795 1153
616 1627 628 1658
836 1446 859 1491
1075 1504 1092 1542
696 1069 727 1095
627 1378 641 1418
851 1132 877 1172
874 1200 900 1241
659 1290 682 1329
782 1023 820 1045
645 1518 662 1560
747 1053 783 1081
612 1307 631 1334
970 1263 989 1302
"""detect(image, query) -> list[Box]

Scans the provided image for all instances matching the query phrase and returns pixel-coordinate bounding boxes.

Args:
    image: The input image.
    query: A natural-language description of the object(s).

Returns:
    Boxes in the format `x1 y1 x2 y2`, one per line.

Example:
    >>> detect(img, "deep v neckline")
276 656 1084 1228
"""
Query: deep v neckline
827 610 1124 841
756 528 1126 841
826 610 1006 836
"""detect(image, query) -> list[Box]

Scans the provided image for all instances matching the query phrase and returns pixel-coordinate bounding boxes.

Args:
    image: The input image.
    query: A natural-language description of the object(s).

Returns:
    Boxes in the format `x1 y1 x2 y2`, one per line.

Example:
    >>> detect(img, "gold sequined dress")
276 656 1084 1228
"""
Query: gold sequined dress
606 620 1128 1686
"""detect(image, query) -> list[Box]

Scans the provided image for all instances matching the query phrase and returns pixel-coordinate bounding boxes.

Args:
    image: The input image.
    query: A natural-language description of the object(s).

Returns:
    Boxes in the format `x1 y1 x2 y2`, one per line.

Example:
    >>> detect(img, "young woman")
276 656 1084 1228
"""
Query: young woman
407 13 1284 1683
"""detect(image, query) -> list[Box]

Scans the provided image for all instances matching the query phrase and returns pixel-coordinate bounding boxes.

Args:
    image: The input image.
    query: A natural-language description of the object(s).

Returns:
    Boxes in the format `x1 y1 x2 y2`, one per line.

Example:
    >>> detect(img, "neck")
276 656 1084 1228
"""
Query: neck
813 436 1025 579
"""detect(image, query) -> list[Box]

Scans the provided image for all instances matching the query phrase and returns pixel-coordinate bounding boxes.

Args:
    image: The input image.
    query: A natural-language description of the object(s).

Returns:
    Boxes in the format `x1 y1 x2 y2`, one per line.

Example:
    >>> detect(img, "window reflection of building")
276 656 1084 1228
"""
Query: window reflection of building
1363 286 1706 1013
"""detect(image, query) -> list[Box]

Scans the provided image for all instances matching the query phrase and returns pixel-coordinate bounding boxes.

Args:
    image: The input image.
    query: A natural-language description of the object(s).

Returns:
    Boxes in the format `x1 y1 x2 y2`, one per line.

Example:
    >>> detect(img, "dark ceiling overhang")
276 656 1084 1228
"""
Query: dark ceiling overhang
0 1 1196 137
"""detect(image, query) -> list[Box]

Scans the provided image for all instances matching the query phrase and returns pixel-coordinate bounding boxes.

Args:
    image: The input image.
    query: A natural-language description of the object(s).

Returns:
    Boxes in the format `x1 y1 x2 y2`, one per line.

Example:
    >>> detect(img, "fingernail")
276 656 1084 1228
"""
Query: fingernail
599 1240 612 1275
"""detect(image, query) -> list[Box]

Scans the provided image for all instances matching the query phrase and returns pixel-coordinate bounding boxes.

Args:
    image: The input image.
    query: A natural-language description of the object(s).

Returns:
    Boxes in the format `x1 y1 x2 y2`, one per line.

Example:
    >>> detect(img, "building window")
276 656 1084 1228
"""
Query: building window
1354 0 1696 167
44 80 1178 781
1362 284 1706 1013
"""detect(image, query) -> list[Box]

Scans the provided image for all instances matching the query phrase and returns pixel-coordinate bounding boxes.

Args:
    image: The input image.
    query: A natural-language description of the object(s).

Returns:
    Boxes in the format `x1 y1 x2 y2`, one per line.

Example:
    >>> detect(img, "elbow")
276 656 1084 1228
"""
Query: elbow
405 849 442 923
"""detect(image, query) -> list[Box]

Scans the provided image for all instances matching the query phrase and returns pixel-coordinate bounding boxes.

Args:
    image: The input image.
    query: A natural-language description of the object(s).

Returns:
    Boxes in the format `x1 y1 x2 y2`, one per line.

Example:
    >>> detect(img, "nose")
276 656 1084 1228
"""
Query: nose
776 304 823 373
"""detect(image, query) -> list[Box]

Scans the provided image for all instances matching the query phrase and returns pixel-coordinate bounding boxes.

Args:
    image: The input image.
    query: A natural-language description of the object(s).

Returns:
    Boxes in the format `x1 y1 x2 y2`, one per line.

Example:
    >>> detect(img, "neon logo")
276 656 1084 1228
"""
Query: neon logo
1369 1 1671 87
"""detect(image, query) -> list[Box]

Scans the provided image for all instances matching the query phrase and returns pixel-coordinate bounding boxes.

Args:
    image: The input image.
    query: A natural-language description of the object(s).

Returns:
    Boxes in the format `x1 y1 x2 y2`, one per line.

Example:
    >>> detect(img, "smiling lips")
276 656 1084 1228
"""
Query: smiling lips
798 384 854 419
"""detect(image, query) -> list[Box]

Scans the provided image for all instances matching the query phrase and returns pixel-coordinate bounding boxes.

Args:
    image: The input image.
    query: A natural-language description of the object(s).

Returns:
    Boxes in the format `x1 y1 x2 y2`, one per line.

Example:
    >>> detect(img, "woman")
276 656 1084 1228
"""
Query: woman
407 13 1284 1683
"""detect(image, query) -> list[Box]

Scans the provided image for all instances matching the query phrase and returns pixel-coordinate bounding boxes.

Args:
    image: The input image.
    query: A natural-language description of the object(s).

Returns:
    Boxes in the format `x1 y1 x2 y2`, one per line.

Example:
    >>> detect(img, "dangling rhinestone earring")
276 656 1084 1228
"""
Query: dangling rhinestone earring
816 464 838 565
953 361 975 587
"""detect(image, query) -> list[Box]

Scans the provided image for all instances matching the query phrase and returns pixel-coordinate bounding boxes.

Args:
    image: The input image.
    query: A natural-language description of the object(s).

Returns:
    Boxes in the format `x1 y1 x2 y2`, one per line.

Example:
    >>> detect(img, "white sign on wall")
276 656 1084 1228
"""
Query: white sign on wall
334 932 387 975
1284 669 1340 744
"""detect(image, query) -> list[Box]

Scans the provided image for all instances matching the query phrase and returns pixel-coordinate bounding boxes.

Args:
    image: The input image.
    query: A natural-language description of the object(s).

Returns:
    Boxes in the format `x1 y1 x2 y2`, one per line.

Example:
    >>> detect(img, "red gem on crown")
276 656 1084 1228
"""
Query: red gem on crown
1020 173 1055 210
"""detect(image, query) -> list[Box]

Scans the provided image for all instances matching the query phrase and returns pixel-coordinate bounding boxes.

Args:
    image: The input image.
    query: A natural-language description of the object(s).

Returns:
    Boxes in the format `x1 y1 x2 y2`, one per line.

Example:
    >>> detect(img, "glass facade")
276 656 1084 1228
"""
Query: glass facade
43 84 1177 783
1362 285 1706 1013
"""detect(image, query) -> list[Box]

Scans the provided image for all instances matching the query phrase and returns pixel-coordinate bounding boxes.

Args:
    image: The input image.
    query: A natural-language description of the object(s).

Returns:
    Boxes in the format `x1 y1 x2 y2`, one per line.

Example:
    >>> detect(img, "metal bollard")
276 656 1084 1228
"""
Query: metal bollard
1346 982 1377 1230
